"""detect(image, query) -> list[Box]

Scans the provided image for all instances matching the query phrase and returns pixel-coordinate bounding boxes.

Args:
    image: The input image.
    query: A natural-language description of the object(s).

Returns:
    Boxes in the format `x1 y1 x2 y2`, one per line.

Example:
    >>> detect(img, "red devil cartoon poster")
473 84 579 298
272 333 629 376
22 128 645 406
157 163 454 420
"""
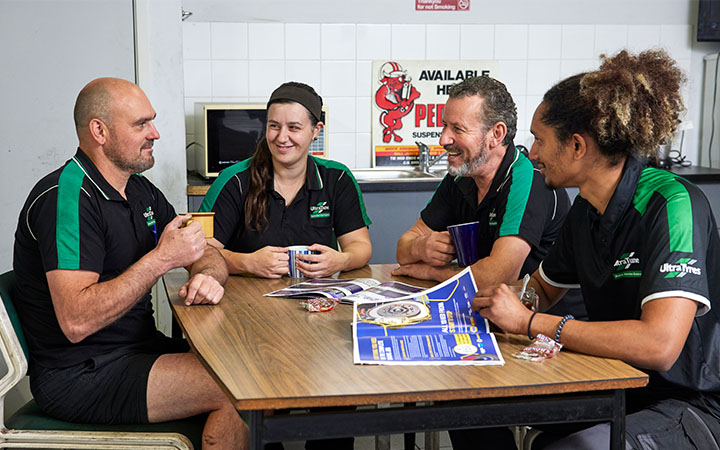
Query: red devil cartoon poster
371 60 498 167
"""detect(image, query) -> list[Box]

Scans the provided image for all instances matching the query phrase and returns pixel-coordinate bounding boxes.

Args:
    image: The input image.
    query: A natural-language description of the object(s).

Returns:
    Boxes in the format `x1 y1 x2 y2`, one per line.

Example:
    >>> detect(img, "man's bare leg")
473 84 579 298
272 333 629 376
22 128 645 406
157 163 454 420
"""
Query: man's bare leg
147 352 248 450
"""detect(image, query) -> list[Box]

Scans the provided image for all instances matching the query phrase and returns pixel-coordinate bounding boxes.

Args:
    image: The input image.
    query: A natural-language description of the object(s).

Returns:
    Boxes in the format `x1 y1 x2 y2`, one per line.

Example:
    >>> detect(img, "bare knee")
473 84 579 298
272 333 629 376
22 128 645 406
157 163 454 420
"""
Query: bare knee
203 403 248 450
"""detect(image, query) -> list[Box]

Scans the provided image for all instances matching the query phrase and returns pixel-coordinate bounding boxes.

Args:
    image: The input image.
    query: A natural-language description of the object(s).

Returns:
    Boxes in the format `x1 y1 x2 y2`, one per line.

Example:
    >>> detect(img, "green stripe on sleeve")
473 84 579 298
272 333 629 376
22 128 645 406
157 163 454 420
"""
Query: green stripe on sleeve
200 158 252 212
499 154 533 236
314 157 372 226
56 161 86 269
633 168 693 253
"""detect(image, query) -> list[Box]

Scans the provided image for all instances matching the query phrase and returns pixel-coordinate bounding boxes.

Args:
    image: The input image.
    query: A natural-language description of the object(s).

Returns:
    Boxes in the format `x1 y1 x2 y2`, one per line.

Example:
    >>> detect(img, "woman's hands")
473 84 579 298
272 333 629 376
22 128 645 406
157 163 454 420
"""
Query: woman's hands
293 244 349 278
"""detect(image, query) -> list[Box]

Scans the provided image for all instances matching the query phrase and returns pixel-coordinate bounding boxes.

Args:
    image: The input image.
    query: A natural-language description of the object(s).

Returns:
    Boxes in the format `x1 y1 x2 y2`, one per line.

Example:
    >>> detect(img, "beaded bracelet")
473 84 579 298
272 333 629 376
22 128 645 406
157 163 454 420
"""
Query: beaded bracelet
554 314 574 343
527 311 538 340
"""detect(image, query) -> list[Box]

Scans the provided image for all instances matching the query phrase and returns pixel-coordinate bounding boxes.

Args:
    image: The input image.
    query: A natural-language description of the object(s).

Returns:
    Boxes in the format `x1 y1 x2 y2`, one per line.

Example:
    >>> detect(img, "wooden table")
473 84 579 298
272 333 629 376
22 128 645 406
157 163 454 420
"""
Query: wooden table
163 265 648 450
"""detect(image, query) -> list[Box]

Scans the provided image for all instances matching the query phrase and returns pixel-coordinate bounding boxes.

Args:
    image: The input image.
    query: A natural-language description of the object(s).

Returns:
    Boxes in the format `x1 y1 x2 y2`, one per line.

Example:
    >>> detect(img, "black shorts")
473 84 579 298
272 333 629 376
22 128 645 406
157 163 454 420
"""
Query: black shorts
30 337 189 424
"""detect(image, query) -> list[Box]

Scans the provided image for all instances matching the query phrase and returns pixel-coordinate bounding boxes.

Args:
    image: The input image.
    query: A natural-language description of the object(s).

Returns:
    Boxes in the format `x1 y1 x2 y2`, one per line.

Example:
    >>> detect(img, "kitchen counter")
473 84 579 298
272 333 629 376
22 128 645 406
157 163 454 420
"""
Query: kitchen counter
669 165 720 182
187 170 443 196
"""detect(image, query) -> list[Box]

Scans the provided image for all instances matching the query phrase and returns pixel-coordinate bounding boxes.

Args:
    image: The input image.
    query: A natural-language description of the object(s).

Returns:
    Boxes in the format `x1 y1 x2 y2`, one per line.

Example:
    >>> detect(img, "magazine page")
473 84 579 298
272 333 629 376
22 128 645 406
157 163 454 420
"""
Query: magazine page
352 268 504 365
339 281 425 304
264 278 381 299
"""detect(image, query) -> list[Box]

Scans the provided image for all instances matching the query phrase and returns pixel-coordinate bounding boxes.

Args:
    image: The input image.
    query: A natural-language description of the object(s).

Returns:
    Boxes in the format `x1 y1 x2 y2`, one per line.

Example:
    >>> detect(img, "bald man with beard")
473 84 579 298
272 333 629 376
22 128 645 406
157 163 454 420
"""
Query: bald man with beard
13 78 247 450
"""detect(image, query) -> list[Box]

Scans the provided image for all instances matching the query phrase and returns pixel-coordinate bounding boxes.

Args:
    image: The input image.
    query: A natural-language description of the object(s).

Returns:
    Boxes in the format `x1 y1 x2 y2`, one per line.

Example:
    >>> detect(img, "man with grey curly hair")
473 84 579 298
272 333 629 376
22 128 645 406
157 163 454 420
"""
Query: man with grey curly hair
394 76 581 307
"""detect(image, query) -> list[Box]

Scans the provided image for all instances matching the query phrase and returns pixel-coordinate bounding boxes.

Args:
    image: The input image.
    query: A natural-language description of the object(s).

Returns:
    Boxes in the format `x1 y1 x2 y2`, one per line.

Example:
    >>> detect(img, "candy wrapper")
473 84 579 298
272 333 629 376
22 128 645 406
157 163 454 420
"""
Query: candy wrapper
299 297 338 312
513 333 562 362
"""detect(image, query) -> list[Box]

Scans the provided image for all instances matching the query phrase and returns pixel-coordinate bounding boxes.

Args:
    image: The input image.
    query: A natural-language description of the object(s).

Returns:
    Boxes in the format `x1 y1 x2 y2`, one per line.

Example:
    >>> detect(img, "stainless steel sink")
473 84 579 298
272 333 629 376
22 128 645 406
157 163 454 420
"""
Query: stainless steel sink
351 168 446 181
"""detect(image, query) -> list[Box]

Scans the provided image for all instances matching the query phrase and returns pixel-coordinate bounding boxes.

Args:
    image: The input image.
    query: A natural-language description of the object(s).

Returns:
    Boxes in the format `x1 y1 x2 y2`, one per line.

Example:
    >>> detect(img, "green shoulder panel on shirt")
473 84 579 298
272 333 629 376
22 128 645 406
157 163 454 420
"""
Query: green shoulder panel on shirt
200 158 252 212
56 161 86 269
633 167 693 253
312 157 372 226
499 152 533 236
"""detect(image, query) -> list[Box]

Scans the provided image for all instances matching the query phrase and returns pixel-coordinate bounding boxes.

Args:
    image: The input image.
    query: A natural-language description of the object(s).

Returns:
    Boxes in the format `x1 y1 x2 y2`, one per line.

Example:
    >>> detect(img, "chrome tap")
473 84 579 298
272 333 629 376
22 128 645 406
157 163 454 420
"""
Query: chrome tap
415 141 447 174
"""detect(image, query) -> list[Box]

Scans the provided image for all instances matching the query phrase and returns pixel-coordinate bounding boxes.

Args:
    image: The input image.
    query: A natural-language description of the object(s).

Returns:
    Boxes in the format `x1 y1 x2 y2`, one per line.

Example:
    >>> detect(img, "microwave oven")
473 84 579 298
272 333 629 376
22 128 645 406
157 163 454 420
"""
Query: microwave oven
193 102 329 178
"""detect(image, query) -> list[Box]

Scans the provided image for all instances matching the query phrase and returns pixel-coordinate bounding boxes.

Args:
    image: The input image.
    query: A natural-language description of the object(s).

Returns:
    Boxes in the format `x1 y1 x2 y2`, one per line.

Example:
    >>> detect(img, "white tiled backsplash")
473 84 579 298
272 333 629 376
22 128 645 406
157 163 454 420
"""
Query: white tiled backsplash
183 22 693 170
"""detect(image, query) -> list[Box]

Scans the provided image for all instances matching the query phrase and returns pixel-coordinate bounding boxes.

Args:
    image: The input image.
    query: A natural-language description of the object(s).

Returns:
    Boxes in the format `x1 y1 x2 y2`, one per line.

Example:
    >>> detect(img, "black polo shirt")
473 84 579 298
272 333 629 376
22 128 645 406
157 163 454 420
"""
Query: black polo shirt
540 156 720 398
421 145 571 278
200 155 371 251
13 149 176 370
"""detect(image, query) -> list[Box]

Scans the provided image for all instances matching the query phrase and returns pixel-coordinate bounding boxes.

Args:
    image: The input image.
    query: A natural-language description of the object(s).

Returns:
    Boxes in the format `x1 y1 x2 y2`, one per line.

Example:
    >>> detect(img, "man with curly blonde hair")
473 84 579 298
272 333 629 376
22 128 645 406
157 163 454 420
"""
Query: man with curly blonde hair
473 49 720 449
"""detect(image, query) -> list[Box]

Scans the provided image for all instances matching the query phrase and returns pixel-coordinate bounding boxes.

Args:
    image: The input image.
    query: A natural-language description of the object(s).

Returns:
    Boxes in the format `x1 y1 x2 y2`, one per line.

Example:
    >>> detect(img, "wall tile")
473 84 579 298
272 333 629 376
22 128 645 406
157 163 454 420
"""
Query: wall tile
285 60 322 91
391 24 426 59
328 132 356 167
357 60 373 97
498 60 528 97
560 59 600 79
528 25 561 59
460 24 494 60
494 25 528 60
321 61 357 97
248 23 285 60
562 25 595 59
285 24 321 60
427 24 460 59
248 61 286 98
184 60 212 97
211 23 248 59
357 24 392 60
324 97 356 133
211 60 249 97
183 22 211 60
660 25 693 61
185 97 211 135
356 96 371 133
515 130 533 149
356 133 372 168
627 25 661 53
211 97 250 103
513 95 527 133
322 24 356 60
525 95 544 137
595 25 627 56
527 60 561 96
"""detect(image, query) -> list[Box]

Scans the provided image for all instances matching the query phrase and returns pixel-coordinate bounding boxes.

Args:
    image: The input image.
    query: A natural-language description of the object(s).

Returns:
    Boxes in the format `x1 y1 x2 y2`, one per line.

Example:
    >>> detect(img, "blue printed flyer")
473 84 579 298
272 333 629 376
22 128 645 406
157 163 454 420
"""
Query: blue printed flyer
353 268 504 365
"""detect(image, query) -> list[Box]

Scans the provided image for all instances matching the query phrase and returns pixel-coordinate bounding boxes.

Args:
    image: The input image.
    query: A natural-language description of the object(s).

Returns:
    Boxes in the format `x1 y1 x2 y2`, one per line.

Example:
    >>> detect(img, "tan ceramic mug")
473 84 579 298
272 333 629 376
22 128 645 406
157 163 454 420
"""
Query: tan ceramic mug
184 212 214 238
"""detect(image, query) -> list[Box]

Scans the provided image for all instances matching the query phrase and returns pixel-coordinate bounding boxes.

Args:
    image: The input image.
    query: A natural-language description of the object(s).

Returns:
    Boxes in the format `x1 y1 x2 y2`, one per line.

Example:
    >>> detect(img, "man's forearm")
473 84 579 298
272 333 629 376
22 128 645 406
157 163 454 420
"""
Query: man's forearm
396 233 421 265
50 249 173 343
190 246 228 285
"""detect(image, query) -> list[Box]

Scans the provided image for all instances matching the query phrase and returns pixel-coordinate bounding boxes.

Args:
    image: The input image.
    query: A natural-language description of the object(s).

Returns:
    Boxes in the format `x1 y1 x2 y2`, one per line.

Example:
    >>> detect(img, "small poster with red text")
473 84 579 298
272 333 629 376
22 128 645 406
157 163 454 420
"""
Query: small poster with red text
416 0 470 11
371 60 498 167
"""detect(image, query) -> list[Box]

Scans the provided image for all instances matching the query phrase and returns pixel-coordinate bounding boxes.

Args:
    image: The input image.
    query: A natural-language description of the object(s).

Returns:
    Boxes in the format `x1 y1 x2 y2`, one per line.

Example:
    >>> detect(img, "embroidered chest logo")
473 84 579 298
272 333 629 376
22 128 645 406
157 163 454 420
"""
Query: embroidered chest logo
144 206 158 245
660 258 701 278
310 201 330 219
143 206 156 227
488 209 497 226
612 252 641 279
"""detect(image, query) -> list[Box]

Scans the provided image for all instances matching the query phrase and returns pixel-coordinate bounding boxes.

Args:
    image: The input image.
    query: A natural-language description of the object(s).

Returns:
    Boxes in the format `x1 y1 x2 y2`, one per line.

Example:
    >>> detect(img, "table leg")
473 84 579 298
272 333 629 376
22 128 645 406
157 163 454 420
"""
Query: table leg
424 431 440 450
248 410 264 450
375 434 391 450
610 390 626 450
404 432 415 449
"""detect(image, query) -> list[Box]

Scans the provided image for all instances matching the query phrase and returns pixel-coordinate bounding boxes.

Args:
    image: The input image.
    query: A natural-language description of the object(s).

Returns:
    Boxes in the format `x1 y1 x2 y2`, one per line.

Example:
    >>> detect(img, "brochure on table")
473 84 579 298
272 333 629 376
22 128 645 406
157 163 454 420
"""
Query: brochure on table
353 267 504 366
264 278 425 304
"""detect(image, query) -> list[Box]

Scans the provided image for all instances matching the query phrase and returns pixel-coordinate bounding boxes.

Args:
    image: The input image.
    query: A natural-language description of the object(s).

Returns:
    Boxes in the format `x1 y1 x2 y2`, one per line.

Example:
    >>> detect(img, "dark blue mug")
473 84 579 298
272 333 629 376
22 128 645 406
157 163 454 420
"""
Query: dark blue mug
447 221 480 267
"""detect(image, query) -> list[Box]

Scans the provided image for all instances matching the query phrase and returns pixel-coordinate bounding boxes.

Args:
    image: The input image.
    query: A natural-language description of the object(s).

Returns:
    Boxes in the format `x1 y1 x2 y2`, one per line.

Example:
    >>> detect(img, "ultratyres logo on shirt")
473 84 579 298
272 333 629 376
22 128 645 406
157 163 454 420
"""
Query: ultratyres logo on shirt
143 206 156 227
488 209 497 226
612 251 641 279
310 201 330 219
660 258 701 278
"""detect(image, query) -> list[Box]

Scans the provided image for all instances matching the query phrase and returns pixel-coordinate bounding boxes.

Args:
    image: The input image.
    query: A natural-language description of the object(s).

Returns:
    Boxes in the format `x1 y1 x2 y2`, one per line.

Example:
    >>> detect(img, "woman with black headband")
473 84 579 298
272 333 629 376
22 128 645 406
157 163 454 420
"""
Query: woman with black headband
200 81 372 279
